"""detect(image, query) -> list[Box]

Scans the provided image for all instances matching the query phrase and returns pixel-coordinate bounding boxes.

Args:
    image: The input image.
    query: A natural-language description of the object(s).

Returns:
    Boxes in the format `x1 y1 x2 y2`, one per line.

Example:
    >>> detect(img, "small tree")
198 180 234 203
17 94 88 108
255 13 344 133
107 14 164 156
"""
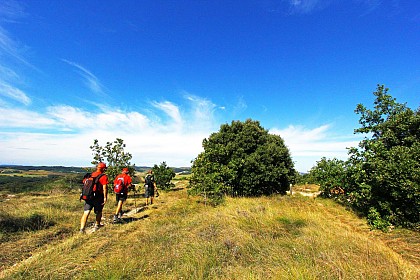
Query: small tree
308 157 346 198
152 161 175 190
347 85 420 229
90 138 135 186
189 119 296 203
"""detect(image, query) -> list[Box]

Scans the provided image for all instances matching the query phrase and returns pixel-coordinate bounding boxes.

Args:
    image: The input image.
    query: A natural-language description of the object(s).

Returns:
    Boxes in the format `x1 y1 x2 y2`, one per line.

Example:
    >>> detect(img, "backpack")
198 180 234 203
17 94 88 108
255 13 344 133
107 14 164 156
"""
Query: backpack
80 173 104 201
114 176 126 194
145 174 153 187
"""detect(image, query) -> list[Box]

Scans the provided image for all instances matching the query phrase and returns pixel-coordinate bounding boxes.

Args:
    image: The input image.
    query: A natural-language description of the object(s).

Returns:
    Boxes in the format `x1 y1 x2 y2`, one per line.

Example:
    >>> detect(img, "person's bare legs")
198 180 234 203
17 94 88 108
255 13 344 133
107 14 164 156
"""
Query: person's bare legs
80 210 91 231
115 200 123 216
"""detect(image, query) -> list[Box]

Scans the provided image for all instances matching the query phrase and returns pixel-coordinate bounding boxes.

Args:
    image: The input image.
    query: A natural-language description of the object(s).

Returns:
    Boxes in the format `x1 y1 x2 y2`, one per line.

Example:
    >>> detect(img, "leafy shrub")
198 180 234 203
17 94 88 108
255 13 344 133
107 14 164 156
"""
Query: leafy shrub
308 157 346 198
189 119 296 203
152 161 176 190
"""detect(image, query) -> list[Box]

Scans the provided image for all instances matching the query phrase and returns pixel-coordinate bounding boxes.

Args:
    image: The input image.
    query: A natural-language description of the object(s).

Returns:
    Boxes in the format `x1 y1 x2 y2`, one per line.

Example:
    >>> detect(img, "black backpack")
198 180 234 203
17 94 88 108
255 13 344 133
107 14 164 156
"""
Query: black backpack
80 173 104 201
145 174 153 186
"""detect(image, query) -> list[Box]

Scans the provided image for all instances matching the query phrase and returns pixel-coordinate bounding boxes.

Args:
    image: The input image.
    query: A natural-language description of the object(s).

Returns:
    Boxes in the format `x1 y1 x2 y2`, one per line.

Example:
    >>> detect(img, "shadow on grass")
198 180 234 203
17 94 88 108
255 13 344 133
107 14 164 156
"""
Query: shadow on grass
167 187 185 192
118 214 150 224
0 213 55 233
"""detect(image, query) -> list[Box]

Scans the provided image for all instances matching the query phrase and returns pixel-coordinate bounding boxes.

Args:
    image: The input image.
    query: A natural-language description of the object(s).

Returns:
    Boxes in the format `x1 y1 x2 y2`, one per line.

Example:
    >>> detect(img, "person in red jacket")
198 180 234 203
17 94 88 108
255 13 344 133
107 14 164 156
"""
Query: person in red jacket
80 162 109 233
113 167 132 223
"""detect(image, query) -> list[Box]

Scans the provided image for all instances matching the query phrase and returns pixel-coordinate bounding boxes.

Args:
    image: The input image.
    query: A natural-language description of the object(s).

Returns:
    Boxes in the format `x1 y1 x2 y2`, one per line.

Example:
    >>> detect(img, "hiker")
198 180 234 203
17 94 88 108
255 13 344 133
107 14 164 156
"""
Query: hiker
113 167 132 223
144 170 157 205
80 162 109 233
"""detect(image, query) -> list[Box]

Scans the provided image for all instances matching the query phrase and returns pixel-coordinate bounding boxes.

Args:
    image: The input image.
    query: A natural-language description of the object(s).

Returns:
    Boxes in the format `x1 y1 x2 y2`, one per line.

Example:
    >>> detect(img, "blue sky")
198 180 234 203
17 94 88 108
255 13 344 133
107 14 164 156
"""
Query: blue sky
0 0 418 172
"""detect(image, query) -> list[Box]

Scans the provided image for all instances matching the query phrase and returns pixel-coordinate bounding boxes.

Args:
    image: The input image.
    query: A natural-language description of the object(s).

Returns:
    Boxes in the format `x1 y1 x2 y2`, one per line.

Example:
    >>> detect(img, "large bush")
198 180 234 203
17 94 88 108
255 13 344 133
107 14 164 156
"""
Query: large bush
189 119 296 203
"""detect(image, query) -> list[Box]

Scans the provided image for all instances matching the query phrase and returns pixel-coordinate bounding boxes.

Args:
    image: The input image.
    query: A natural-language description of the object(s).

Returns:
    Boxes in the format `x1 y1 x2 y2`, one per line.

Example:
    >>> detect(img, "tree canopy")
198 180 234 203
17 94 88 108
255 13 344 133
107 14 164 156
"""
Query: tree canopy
189 119 296 203
90 138 135 182
152 161 176 190
309 85 419 230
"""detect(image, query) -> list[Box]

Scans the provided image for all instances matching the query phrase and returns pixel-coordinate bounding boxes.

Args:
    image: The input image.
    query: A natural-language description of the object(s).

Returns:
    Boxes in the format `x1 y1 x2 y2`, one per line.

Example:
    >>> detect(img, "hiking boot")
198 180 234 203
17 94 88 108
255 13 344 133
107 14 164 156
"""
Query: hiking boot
79 228 86 234
113 214 118 223
92 224 100 232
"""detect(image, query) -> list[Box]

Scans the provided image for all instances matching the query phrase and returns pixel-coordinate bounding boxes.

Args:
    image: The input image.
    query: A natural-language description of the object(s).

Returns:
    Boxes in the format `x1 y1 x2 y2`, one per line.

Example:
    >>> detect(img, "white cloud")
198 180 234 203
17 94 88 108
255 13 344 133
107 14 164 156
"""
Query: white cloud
270 124 361 172
62 59 106 96
0 25 34 69
152 101 183 129
185 94 218 131
0 81 31 105
0 95 361 172
232 95 247 117
0 96 218 167
0 108 55 128
356 0 382 15
284 0 330 14
0 65 19 81
0 0 26 23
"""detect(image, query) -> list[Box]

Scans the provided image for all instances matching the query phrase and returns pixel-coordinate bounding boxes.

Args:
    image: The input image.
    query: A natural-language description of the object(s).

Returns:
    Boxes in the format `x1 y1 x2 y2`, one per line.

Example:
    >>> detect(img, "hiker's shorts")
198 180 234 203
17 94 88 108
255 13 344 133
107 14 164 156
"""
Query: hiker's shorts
84 195 104 214
144 185 154 198
116 193 127 202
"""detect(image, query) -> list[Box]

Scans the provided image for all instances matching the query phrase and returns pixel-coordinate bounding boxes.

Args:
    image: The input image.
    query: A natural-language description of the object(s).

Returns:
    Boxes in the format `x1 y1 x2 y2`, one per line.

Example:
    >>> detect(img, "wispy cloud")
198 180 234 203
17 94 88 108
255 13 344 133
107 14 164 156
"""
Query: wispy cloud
0 0 33 69
356 0 382 14
0 65 19 81
0 107 55 128
0 81 31 105
232 95 247 116
62 59 106 96
185 94 218 131
0 93 361 171
270 124 361 171
0 0 37 107
152 101 184 129
281 0 386 15
0 26 34 68
0 0 26 23
283 0 330 14
0 97 213 167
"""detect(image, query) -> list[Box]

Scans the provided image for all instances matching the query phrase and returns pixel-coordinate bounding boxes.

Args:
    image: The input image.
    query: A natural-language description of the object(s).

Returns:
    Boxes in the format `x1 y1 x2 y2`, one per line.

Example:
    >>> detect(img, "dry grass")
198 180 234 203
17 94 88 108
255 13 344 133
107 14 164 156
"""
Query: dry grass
0 181 419 280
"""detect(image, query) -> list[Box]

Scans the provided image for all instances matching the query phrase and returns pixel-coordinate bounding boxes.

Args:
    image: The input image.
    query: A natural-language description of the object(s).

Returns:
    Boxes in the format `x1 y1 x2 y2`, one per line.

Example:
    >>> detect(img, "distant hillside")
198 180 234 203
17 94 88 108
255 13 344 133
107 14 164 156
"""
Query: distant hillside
0 165 86 173
0 165 191 174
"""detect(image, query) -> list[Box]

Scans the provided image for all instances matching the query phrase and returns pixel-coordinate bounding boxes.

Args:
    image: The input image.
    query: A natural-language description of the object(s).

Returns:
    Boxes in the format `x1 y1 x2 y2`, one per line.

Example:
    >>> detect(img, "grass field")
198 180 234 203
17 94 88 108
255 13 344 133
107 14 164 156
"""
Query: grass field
0 177 419 279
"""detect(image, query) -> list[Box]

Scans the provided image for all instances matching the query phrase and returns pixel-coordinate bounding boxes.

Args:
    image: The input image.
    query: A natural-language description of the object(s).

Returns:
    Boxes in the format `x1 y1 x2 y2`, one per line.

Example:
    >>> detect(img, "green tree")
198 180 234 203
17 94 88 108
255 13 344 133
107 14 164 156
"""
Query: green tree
189 119 296 203
152 161 175 190
347 85 420 229
308 157 346 198
90 138 135 186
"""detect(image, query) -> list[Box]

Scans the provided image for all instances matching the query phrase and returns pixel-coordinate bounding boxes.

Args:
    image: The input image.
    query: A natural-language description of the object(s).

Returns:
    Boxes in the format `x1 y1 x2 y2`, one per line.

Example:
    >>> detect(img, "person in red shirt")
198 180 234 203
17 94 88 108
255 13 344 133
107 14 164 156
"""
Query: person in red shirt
113 167 133 223
80 162 109 233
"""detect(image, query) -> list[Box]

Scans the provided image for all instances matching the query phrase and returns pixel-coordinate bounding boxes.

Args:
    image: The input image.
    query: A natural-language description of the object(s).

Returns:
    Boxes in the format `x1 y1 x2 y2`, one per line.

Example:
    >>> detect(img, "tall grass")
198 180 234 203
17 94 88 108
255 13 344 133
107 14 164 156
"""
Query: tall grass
1 183 419 279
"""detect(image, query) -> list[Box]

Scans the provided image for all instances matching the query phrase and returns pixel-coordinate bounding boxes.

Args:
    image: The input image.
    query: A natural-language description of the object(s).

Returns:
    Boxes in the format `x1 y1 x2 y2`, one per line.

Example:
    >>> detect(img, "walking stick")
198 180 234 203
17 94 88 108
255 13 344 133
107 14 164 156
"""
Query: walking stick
133 184 137 213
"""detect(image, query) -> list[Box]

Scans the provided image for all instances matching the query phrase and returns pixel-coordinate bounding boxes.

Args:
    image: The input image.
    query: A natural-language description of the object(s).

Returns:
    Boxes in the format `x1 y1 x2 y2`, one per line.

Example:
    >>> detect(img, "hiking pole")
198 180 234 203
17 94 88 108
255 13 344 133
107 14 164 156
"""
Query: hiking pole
133 184 137 213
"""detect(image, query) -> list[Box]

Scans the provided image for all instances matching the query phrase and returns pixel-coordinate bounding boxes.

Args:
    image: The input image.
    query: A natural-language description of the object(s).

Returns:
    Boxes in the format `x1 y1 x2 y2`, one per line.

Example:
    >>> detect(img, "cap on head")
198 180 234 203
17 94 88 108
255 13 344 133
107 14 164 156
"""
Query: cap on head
97 162 107 169
122 167 129 174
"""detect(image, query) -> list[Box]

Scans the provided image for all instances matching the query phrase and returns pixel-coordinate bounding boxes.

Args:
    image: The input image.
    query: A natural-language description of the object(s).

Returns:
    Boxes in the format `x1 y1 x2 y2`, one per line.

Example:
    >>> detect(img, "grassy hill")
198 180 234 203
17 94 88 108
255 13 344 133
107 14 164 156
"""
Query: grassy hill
0 178 419 279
